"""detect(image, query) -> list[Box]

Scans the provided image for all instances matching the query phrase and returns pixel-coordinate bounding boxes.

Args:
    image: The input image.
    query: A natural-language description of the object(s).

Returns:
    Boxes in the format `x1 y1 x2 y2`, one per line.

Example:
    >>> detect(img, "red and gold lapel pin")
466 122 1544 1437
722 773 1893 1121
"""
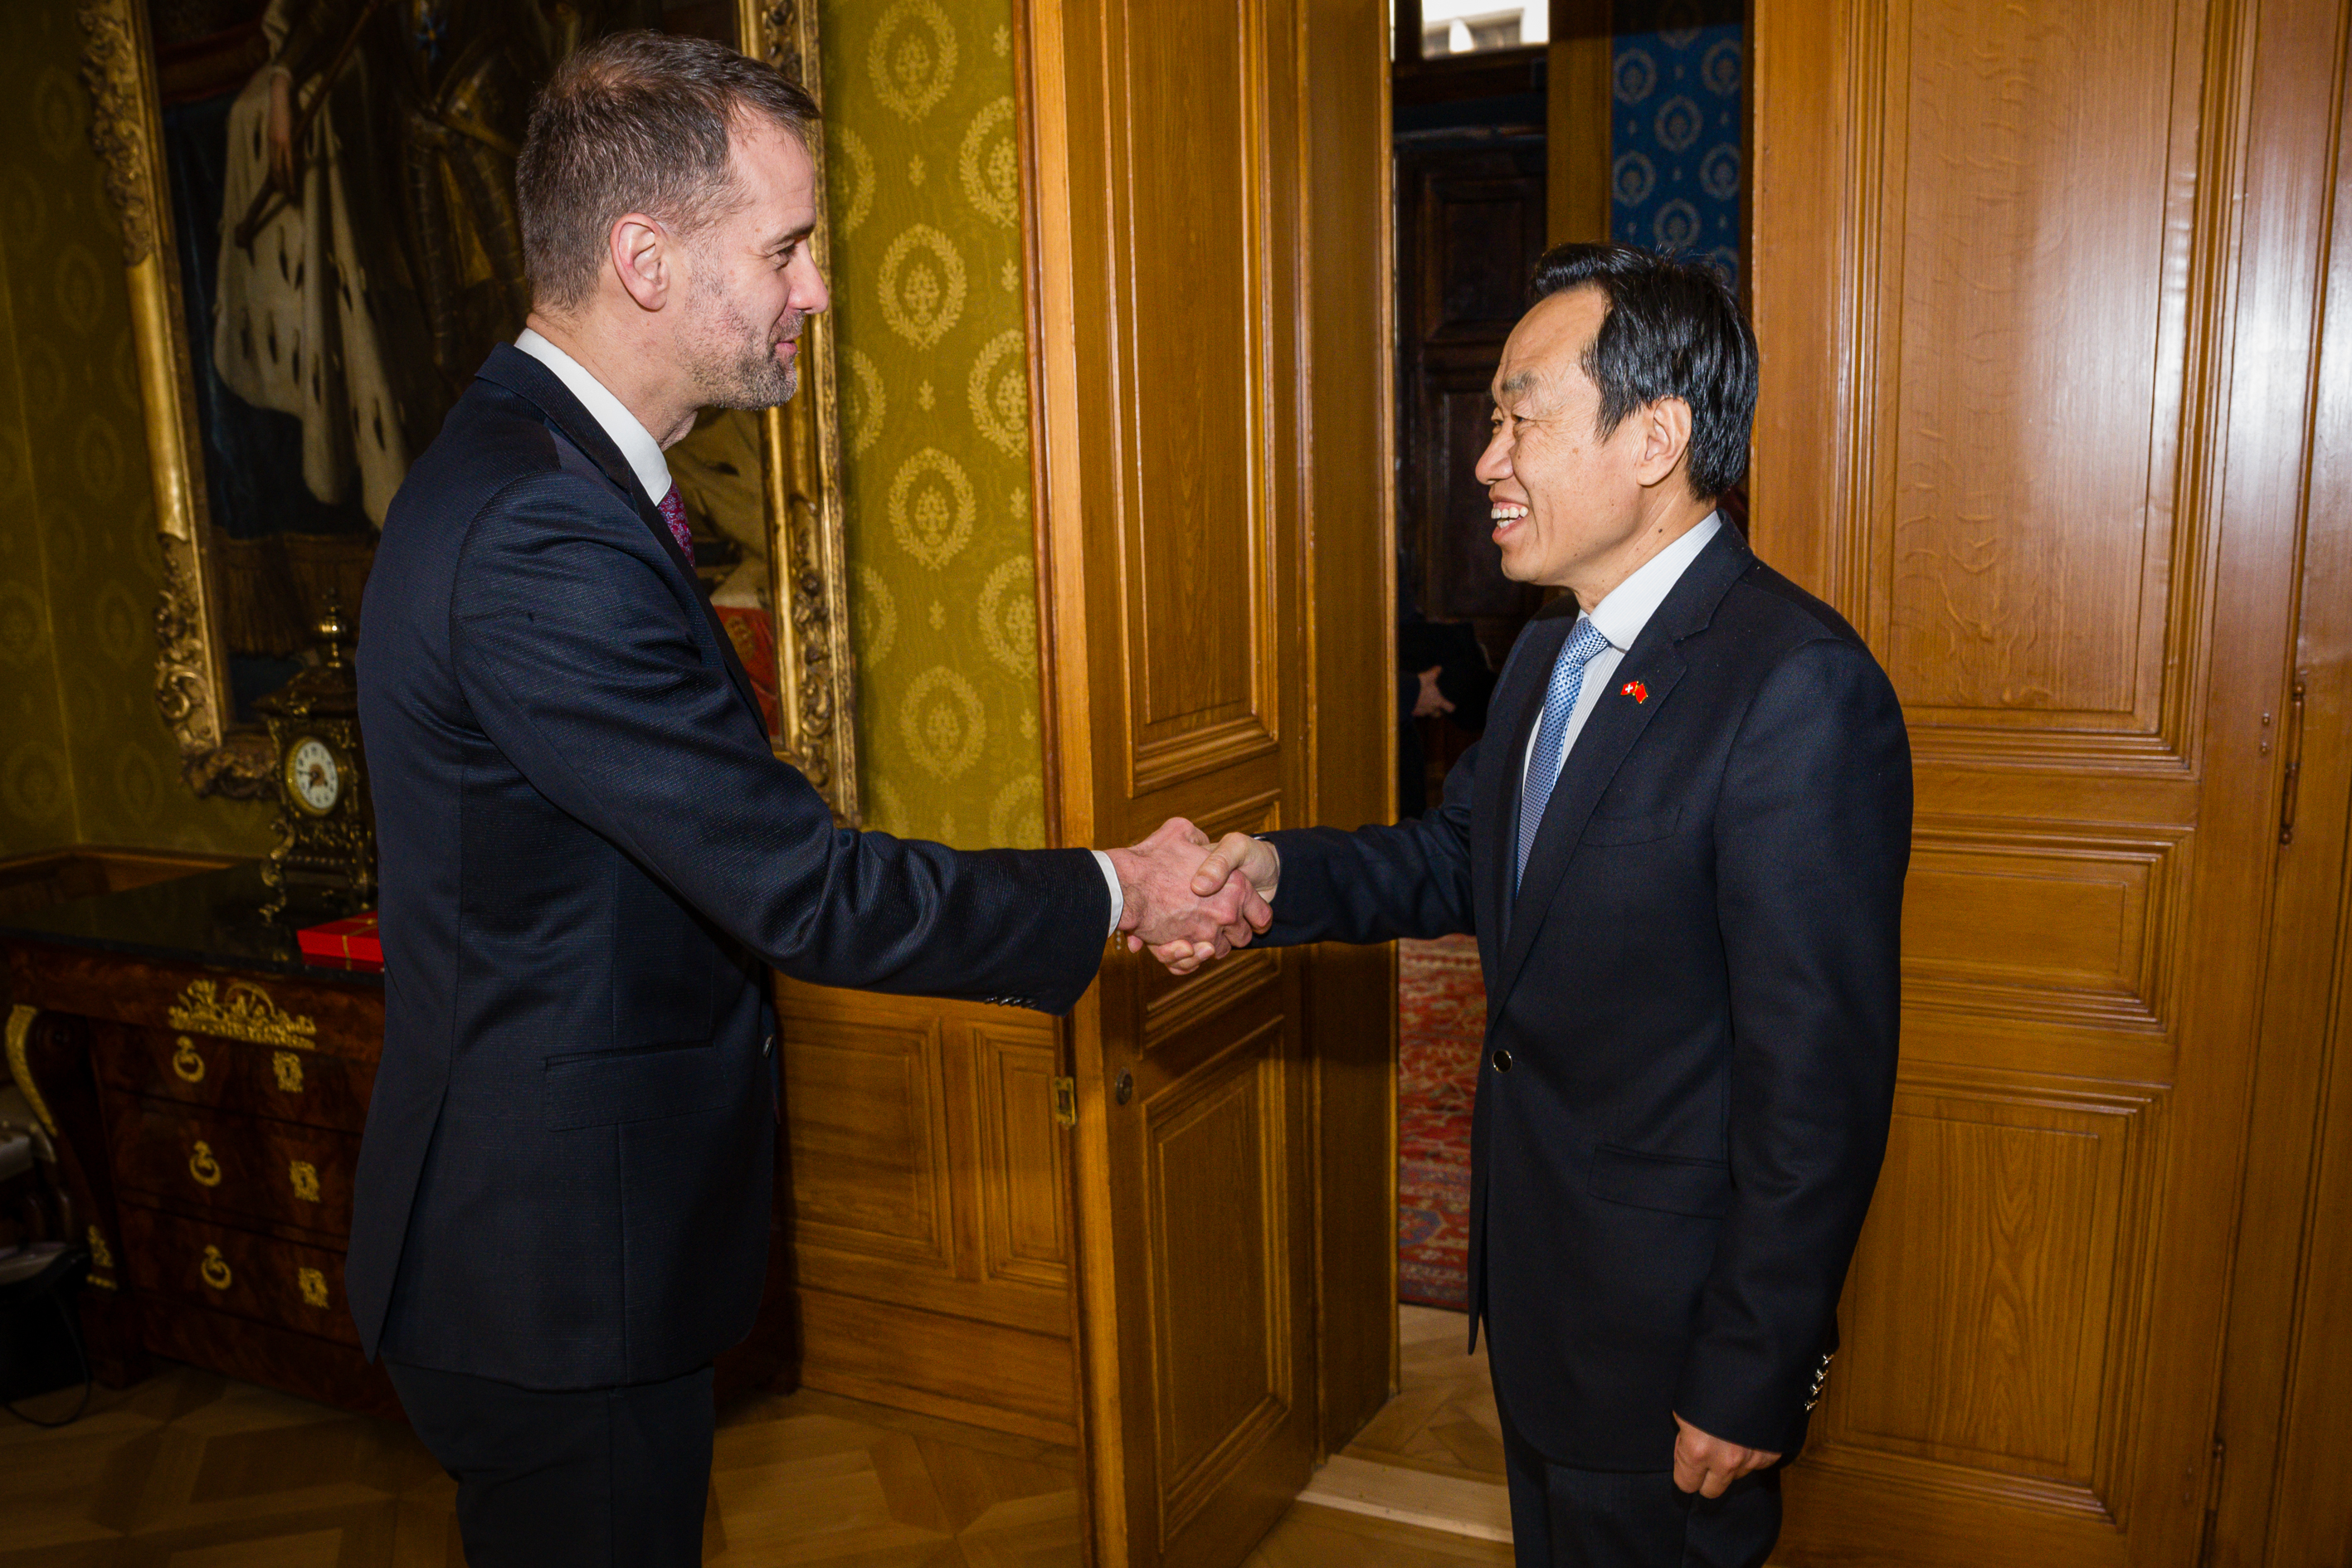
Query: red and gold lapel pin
1620 679 1648 704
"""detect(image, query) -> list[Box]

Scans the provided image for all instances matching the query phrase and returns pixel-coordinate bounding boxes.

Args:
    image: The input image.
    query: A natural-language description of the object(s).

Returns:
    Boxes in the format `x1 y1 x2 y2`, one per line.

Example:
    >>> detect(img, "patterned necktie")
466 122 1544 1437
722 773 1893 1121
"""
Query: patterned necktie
657 484 694 560
1516 617 1615 891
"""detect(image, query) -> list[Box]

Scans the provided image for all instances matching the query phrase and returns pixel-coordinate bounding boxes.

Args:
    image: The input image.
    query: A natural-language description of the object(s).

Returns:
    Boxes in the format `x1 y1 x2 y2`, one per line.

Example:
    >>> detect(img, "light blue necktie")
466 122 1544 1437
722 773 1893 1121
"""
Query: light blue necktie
1516 618 1614 891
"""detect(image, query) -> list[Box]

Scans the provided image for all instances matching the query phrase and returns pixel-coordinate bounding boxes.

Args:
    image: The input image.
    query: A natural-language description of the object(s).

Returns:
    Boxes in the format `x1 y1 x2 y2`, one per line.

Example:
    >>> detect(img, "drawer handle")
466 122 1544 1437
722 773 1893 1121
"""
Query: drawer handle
299 1266 329 1308
199 1244 232 1291
188 1140 223 1188
171 1036 206 1083
273 1050 304 1093
288 1160 320 1203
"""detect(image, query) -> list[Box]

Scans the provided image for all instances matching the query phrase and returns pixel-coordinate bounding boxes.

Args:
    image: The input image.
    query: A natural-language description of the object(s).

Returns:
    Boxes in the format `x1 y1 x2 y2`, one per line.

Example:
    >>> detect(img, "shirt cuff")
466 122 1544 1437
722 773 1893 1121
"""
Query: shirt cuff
1091 849 1124 937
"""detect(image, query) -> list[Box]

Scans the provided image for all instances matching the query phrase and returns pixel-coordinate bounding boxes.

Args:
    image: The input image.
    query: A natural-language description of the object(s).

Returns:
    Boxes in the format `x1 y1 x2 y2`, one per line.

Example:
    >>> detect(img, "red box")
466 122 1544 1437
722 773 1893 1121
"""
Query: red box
298 912 382 967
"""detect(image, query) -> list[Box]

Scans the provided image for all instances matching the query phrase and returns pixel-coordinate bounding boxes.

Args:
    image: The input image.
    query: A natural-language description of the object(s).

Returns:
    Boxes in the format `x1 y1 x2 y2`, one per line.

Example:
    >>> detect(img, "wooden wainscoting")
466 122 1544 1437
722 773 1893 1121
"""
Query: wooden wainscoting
773 977 1080 1445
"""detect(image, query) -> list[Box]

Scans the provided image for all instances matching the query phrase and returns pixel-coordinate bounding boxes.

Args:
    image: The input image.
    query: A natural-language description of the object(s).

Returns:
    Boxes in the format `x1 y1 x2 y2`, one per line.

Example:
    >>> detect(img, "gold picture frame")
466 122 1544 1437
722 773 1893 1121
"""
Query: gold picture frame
71 0 859 823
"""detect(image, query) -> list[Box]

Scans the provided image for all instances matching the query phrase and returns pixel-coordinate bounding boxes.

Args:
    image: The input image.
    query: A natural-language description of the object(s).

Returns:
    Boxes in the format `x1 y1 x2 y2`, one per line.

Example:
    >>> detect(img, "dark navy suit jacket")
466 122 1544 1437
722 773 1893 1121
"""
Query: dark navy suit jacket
1262 528 1911 1468
348 345 1108 1390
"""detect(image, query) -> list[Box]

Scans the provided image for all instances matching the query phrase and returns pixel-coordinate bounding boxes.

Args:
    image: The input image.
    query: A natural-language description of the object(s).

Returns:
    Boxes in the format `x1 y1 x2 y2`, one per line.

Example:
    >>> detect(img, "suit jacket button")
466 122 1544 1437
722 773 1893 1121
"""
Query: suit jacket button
1491 1049 1512 1073
762 1034 775 1058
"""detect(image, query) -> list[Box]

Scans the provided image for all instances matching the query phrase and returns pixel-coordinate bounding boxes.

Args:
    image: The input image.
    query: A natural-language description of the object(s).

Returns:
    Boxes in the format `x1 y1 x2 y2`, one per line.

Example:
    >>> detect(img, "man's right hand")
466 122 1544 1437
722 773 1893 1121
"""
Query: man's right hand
1106 818 1272 962
1134 832 1281 976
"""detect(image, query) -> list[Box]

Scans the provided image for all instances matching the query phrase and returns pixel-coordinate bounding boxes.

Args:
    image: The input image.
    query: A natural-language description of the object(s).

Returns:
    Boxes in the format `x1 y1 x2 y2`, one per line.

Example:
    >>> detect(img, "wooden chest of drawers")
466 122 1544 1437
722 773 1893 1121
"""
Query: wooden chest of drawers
2 863 798 1419
3 875 401 1417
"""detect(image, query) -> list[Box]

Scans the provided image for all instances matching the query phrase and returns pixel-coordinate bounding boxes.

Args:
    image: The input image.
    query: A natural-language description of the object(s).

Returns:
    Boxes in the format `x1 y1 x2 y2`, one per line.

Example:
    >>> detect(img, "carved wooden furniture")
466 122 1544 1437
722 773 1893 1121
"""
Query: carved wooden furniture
2 864 397 1415
0 864 799 1422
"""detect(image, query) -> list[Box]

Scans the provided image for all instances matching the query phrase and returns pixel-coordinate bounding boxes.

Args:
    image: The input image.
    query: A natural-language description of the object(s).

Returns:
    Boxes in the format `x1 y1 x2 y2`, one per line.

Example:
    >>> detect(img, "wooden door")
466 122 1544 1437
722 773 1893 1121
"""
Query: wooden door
1751 1 2338 1564
1395 134 1547 667
2209 13 2352 1561
1019 1 1395 1565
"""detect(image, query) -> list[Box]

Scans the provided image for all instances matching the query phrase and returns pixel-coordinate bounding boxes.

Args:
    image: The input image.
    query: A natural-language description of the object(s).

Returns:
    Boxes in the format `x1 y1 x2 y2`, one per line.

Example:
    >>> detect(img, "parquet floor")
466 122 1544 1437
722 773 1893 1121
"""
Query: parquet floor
0 1309 1511 1567
1345 1306 1506 1483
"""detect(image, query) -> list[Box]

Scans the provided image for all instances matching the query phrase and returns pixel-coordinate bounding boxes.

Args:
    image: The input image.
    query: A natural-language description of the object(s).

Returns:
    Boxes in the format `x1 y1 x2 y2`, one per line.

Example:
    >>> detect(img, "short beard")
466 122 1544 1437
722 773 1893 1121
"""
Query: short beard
685 263 801 411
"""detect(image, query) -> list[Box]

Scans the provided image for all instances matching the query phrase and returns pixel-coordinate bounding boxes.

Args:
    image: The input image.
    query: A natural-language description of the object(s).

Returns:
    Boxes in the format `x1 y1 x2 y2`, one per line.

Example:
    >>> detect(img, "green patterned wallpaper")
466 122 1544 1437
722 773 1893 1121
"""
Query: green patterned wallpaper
821 0 1046 850
0 0 274 860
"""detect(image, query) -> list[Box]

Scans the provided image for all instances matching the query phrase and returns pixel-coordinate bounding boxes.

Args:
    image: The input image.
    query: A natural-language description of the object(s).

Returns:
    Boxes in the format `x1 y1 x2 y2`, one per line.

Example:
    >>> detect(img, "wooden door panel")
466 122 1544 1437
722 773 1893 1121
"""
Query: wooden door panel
1144 1020 1294 1547
780 1011 955 1271
1421 174 1546 338
971 1023 1072 1291
1882 0 2195 737
1833 0 2218 763
1755 0 2313 1561
1396 138 1546 667
1824 1079 2160 1501
1900 823 2188 1036
775 984 1079 1424
1119 1 1279 789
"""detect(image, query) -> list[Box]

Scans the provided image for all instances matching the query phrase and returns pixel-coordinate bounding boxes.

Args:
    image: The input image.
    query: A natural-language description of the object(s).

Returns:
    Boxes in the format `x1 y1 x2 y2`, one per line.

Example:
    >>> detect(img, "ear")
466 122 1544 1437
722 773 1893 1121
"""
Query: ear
609 212 672 312
1633 397 1694 489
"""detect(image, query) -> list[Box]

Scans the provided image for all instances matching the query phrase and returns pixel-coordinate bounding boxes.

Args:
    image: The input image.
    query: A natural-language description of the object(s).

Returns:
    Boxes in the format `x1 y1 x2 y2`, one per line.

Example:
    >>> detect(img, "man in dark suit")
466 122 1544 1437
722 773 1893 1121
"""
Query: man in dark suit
348 34 1263 1567
1182 245 1911 1567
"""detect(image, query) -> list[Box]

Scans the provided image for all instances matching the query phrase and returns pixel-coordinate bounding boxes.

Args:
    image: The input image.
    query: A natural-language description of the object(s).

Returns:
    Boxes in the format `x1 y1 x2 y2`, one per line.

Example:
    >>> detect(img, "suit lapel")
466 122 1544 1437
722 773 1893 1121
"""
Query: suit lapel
1486 528 1756 1013
1474 607 1575 976
474 346 771 731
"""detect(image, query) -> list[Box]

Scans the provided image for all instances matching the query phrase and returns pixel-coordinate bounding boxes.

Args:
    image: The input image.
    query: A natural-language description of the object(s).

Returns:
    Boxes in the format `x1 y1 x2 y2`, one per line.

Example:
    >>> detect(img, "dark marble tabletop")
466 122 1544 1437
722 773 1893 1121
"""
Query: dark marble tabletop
0 864 382 988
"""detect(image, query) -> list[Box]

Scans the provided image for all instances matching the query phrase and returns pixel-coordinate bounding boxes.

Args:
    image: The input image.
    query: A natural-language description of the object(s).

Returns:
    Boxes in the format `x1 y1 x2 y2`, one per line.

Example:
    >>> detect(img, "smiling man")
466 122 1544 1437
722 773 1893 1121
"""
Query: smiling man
348 33 1265 1567
1181 245 1913 1567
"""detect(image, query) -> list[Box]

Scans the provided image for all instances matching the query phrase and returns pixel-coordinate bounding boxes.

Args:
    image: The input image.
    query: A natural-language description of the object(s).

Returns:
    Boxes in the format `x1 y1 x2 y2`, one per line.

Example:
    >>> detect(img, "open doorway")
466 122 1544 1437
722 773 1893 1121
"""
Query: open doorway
1289 2 1752 1551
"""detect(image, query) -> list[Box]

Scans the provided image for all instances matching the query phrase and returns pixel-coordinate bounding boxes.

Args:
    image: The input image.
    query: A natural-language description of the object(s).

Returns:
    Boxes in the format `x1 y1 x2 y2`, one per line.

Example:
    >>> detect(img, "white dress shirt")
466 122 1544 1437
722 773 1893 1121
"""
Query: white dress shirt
1520 512 1722 794
514 329 674 507
512 331 1127 934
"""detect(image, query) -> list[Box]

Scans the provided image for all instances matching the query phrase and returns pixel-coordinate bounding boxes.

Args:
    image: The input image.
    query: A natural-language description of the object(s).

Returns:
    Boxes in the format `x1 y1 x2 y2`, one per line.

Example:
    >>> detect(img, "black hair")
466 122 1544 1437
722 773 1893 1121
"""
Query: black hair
1526 243 1757 499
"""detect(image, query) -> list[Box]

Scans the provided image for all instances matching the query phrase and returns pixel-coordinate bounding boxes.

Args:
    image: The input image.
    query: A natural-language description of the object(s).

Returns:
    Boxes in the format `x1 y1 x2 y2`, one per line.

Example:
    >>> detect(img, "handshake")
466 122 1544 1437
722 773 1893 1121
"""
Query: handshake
1103 819 1283 976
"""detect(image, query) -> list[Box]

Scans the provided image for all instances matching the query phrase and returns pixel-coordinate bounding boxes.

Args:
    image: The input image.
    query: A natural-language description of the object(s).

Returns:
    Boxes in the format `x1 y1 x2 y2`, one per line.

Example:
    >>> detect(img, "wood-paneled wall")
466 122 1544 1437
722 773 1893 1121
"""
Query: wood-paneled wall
774 981 1080 1444
1752 0 2350 1563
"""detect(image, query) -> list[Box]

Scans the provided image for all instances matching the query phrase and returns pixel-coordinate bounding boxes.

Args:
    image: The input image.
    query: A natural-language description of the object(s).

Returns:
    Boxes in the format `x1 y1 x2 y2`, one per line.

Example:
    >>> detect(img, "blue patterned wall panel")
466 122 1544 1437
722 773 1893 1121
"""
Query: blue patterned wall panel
1609 1 1743 290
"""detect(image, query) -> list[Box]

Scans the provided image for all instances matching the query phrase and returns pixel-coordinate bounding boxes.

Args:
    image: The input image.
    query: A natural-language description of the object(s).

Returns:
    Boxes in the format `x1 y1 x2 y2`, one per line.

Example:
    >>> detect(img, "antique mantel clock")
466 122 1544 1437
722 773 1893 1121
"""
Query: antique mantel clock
255 601 377 918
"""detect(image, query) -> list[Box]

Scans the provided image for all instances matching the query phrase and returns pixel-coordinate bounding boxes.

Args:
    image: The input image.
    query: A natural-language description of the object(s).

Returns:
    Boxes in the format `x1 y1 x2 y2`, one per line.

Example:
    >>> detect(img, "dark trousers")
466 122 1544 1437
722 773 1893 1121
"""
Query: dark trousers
387 1360 713 1567
1497 1395 1781 1568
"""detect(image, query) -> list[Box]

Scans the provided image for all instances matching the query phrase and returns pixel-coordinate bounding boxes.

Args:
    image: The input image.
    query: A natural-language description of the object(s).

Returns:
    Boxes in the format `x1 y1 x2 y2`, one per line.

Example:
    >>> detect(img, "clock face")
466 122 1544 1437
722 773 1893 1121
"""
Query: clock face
285 737 343 816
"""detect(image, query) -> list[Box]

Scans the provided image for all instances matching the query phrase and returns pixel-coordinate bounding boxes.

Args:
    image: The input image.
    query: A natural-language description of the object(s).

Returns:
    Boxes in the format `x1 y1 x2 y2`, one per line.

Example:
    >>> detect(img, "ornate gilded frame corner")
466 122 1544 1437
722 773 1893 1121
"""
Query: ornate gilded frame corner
75 0 859 820
741 0 861 827
76 0 272 797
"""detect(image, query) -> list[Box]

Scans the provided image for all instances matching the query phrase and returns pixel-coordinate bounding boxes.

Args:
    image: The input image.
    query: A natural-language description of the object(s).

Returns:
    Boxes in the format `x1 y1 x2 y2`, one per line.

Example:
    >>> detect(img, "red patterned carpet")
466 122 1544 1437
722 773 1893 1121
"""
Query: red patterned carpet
1398 933 1484 1309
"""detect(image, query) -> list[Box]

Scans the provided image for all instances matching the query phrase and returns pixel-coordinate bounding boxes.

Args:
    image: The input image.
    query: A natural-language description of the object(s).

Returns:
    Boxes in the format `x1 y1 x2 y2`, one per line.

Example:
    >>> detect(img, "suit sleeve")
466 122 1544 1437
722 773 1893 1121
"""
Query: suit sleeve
1258 742 1480 945
1674 636 1911 1451
448 473 1108 1013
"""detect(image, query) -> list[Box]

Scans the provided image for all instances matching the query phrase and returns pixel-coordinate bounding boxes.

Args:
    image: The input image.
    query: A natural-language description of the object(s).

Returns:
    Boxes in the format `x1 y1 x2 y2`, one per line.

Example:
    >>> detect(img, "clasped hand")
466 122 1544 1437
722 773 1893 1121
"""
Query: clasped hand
1107 820 1281 967
1105 821 1282 975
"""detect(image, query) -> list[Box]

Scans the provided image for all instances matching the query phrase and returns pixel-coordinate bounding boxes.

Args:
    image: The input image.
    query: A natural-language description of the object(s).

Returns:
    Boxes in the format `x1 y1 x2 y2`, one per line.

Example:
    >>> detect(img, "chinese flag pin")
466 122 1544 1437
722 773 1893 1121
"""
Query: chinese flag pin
1620 679 1648 704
